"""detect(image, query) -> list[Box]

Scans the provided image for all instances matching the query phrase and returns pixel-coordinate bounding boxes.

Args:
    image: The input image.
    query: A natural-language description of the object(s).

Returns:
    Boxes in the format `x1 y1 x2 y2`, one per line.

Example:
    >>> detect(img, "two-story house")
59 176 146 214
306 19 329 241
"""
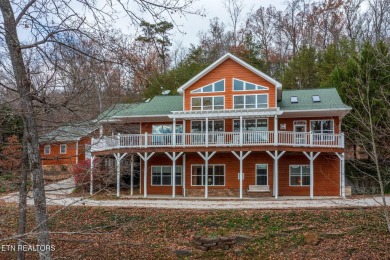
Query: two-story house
91 53 351 199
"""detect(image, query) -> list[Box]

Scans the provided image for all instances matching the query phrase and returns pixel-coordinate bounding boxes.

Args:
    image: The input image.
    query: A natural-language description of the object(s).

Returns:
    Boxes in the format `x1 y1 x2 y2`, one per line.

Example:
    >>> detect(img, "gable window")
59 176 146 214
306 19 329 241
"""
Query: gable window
60 144 67 154
151 166 182 186
233 94 268 109
191 96 224 110
290 165 310 186
191 79 225 93
233 79 268 91
191 165 225 186
44 145 51 155
256 164 268 185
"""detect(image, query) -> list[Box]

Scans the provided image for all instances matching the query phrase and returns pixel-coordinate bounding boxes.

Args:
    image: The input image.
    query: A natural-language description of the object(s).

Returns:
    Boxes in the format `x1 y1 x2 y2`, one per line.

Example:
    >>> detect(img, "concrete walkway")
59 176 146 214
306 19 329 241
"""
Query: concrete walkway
1 177 389 209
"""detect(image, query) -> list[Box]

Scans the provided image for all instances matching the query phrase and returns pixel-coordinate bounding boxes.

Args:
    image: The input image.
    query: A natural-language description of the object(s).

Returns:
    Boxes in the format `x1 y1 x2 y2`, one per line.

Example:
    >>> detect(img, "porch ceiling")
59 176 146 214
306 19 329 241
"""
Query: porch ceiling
169 108 282 119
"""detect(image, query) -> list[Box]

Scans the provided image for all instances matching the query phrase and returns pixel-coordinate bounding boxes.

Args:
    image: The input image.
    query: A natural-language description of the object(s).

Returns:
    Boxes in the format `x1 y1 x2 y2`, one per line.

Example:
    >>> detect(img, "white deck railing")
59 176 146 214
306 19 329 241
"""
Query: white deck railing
91 131 344 152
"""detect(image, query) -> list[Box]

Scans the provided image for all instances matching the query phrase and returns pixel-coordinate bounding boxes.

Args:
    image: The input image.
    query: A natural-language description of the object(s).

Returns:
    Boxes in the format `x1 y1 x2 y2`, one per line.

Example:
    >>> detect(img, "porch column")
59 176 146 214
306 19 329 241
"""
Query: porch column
335 152 346 198
165 152 183 198
90 155 96 195
303 151 321 199
239 116 243 146
76 141 79 164
197 151 216 198
232 151 252 199
182 154 186 197
114 153 127 197
274 115 278 146
130 154 134 196
266 151 286 199
172 118 176 147
137 152 155 198
183 119 186 147
205 117 209 147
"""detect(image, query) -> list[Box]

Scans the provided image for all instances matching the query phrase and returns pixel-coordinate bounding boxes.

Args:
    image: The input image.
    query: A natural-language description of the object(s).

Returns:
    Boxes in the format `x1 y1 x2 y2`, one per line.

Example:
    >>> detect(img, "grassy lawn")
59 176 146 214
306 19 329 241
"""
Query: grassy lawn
0 205 389 259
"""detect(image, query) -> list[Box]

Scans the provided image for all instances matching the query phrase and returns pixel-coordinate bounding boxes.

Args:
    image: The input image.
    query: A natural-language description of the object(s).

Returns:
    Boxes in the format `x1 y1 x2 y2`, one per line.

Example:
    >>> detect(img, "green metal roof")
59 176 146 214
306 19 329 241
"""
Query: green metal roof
112 95 183 117
278 88 351 111
96 103 138 121
39 123 99 143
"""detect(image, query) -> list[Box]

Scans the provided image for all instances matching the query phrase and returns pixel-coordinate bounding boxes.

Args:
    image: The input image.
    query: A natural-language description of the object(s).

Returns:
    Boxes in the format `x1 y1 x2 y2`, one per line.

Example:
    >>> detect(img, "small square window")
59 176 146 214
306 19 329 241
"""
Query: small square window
312 95 321 102
60 144 67 154
291 96 298 103
44 145 51 155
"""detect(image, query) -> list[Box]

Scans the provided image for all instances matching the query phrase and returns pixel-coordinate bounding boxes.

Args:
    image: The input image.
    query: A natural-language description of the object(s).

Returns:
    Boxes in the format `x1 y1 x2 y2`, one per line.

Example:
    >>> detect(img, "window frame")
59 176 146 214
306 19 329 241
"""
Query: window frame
289 165 310 186
233 94 268 109
310 119 334 134
191 120 225 133
255 164 268 186
233 118 268 132
191 164 225 186
232 78 269 91
44 145 51 155
60 144 67 154
190 79 225 93
151 165 182 186
191 96 225 111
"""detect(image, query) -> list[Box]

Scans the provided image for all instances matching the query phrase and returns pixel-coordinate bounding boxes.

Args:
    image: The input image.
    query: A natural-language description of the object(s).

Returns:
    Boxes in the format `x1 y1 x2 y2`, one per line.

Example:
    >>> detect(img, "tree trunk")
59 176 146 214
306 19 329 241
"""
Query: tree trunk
0 1 51 259
17 133 29 260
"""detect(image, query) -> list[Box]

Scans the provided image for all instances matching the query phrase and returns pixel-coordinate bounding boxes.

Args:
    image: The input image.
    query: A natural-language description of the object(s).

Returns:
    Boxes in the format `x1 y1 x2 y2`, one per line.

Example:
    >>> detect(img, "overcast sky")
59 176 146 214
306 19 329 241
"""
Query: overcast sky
169 0 286 47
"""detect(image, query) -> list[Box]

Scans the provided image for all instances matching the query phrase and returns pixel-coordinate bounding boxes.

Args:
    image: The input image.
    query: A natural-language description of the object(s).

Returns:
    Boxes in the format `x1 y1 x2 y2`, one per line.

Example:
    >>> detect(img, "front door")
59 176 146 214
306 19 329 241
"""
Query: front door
294 121 306 145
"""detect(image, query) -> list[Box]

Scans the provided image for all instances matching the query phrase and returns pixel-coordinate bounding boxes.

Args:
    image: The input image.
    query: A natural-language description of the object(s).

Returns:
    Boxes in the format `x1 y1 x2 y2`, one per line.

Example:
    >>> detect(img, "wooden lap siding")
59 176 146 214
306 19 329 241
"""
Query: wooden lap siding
184 59 277 110
40 137 91 166
143 152 340 197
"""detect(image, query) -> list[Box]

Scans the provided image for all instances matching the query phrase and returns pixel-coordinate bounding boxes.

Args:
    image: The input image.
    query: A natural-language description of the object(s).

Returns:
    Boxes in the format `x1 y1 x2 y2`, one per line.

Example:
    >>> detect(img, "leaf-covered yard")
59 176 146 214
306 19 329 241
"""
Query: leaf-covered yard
0 204 389 259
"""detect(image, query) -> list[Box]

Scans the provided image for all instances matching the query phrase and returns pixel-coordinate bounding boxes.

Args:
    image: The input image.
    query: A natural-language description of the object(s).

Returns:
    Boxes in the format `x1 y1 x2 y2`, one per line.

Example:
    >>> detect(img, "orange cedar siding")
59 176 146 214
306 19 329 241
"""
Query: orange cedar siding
184 59 277 110
143 152 340 196
40 136 92 166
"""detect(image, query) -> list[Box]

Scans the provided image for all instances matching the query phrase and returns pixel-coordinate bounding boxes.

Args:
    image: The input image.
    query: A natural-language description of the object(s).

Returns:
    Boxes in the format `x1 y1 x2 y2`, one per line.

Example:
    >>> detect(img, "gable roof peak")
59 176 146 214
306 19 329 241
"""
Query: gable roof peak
177 52 282 99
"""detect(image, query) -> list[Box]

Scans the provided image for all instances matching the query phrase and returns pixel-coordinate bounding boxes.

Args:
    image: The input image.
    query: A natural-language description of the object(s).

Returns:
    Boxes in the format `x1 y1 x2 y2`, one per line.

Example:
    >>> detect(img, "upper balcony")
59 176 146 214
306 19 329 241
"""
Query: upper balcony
91 131 344 153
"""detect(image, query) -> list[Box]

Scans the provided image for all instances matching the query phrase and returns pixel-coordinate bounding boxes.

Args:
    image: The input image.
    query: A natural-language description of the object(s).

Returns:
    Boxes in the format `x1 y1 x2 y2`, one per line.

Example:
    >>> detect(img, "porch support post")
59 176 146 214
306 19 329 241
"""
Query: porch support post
197 151 216 198
90 155 95 195
274 115 278 146
114 153 127 197
182 154 186 197
76 141 79 164
173 118 176 147
205 117 209 147
165 152 183 198
130 154 134 196
239 116 243 146
137 152 155 198
232 151 252 199
303 151 320 199
335 152 346 198
266 151 286 199
183 119 186 147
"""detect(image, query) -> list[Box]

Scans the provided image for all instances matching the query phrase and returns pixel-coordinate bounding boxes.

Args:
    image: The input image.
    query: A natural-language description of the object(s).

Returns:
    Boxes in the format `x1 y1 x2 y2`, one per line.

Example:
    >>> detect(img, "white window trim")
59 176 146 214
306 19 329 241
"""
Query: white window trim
44 145 51 155
255 164 268 185
191 95 225 111
191 120 225 133
232 78 269 91
289 165 310 186
309 119 335 133
233 94 269 109
60 144 67 154
151 165 183 186
191 164 225 186
232 118 269 132
190 79 225 94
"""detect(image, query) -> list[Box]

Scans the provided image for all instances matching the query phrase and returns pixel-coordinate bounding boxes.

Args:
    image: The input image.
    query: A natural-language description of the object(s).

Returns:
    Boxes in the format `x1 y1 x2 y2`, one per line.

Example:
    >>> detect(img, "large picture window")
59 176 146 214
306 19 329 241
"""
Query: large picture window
191 165 225 186
151 166 182 186
191 120 224 133
233 94 268 109
233 119 268 131
311 120 334 141
256 164 268 185
290 165 310 186
191 96 224 110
